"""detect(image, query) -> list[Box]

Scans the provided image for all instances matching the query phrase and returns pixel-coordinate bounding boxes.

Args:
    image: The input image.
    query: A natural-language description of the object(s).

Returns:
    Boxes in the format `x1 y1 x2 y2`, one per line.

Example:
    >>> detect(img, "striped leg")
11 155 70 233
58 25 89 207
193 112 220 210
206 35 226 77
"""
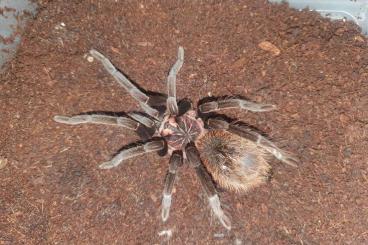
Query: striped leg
199 98 276 113
54 114 140 130
207 118 298 167
186 145 231 230
166 47 184 115
161 151 183 222
89 49 160 119
99 140 165 169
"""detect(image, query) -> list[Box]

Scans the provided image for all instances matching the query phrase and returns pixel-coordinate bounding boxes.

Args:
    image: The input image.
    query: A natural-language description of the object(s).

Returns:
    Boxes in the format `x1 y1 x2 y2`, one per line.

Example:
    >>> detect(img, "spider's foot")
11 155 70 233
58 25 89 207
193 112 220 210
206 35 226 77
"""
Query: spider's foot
161 193 172 222
257 103 277 111
271 148 299 167
54 115 85 125
209 195 232 230
278 152 299 167
99 161 116 169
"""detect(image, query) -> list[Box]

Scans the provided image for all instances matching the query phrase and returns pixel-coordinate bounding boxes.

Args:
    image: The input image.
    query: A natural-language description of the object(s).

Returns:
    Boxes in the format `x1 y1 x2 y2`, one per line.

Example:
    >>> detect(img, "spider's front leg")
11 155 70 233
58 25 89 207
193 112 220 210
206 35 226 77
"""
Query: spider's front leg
166 47 184 115
161 151 183 222
186 145 231 230
54 114 139 129
89 49 161 119
54 113 157 137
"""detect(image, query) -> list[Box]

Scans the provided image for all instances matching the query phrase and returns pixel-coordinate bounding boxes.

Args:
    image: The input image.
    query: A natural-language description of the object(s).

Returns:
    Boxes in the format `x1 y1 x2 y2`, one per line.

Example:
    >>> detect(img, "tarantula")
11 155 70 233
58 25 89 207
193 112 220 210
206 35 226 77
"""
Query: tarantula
54 47 298 230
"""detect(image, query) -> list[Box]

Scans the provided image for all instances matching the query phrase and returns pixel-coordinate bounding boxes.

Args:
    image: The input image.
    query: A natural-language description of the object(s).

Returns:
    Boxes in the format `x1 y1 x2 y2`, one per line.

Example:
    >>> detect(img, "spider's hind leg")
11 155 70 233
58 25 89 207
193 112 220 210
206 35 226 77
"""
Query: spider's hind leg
99 139 165 169
186 144 231 230
199 97 276 114
161 151 183 222
207 118 299 167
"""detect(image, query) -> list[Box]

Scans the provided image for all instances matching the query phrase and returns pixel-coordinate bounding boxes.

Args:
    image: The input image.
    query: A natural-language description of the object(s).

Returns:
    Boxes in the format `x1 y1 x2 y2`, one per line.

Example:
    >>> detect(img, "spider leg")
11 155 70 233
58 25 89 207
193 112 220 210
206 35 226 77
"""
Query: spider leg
53 114 139 130
99 140 165 169
207 118 298 167
127 112 156 128
89 49 160 119
161 151 183 222
199 98 276 113
166 47 184 115
186 145 231 230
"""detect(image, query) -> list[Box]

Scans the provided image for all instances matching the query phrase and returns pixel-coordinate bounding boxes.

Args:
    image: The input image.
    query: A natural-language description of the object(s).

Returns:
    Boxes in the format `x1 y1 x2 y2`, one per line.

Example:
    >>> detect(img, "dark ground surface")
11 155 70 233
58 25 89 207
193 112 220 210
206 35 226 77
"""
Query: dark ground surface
1 1 368 244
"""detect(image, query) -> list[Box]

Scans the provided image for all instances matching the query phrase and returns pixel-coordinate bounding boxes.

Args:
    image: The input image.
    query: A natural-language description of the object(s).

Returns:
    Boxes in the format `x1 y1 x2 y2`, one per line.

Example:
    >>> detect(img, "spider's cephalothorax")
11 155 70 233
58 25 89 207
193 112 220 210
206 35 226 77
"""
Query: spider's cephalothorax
160 110 205 153
54 47 298 231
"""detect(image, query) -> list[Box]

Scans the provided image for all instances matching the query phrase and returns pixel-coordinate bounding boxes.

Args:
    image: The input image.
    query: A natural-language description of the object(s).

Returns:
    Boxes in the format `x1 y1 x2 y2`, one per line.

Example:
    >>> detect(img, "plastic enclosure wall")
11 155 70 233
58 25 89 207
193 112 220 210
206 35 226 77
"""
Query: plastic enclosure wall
269 0 368 34
0 0 37 70
0 1 367 72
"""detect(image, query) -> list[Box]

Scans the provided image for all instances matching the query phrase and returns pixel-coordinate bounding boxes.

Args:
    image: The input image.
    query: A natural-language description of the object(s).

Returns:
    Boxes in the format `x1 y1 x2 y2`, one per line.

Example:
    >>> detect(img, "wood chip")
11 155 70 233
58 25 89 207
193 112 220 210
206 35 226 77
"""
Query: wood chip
354 35 365 43
137 41 153 47
0 158 8 170
232 57 247 69
258 41 280 56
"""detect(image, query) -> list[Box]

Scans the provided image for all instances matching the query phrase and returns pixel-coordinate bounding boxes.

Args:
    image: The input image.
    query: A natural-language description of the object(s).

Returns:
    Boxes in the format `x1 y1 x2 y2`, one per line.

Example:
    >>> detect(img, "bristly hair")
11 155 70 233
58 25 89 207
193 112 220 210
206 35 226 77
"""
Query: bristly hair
197 130 272 192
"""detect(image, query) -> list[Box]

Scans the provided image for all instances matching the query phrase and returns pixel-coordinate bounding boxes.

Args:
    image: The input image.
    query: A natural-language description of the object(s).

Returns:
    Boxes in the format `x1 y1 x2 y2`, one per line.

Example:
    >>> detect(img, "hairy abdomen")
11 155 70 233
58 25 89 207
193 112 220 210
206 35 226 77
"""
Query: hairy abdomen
197 130 271 192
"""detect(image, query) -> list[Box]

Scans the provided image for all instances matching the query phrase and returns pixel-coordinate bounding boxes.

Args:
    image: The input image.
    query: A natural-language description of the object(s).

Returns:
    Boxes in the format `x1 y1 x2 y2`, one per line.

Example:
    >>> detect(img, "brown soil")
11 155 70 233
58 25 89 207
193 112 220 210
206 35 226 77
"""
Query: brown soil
1 1 367 244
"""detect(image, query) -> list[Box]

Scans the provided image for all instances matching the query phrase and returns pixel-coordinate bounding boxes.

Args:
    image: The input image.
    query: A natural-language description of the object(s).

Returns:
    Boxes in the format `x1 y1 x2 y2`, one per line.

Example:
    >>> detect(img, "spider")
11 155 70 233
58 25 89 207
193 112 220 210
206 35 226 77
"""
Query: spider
54 47 298 230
